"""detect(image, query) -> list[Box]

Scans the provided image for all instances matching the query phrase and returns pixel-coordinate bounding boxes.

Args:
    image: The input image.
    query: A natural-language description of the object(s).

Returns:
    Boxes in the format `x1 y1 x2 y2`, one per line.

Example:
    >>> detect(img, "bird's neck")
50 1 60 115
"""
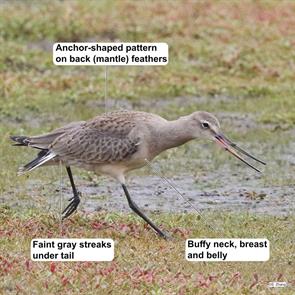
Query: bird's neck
151 116 195 154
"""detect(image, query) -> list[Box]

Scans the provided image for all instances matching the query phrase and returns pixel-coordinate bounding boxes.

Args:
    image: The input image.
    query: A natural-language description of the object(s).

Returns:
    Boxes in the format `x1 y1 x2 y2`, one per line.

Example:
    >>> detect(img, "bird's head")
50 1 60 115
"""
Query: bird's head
189 111 266 172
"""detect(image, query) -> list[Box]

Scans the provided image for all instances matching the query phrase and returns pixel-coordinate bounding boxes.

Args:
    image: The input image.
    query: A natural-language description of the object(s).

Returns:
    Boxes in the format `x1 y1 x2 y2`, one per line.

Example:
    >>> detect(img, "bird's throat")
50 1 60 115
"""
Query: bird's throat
153 118 195 153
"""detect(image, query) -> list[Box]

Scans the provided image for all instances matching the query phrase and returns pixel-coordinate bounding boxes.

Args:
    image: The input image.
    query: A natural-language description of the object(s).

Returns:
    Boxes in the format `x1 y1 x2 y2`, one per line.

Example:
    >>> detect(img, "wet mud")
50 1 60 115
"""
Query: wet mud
69 173 295 216
4 170 293 217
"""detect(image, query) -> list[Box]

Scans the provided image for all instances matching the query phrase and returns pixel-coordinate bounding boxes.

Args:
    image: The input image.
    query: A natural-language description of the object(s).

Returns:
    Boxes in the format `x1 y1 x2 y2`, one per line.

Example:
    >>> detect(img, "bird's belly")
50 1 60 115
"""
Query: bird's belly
92 156 148 182
123 148 154 171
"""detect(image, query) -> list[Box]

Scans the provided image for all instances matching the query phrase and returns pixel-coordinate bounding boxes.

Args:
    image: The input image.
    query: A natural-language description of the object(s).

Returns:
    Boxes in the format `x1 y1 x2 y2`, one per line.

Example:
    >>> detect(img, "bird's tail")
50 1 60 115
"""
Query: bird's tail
10 135 30 146
10 135 57 175
17 150 56 175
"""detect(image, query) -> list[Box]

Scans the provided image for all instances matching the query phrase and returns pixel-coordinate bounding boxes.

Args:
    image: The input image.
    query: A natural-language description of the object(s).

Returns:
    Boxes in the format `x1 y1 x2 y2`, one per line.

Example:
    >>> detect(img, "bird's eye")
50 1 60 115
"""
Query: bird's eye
201 122 210 129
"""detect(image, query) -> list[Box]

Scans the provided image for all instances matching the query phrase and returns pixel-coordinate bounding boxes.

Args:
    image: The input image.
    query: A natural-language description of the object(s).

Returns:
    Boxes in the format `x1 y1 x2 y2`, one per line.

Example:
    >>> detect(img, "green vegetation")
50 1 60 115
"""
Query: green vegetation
1 1 295 126
1 207 295 294
0 0 294 294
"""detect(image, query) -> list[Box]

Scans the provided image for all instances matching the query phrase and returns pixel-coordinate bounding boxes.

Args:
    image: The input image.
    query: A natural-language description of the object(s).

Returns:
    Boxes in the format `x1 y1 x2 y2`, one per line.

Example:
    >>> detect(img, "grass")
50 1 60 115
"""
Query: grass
1 206 295 294
1 1 295 125
0 0 295 294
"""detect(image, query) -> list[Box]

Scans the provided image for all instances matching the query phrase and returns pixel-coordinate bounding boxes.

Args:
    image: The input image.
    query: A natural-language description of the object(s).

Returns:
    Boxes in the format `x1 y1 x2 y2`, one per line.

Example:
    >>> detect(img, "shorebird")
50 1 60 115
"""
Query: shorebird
11 110 265 239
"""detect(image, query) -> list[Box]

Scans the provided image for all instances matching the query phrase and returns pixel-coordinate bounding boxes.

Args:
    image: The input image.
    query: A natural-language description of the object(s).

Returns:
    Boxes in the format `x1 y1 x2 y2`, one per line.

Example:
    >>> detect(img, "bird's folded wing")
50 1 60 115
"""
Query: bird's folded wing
50 128 140 164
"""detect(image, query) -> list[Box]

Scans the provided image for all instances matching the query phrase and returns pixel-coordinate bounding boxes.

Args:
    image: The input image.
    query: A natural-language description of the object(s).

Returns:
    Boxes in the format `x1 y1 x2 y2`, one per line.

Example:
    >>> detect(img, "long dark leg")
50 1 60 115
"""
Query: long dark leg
62 166 81 219
122 184 168 239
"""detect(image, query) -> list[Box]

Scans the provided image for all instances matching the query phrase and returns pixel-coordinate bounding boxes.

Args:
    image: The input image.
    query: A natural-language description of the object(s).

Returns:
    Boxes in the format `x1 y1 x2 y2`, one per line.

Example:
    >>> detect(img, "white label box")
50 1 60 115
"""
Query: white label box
31 238 114 261
186 238 269 262
53 42 168 66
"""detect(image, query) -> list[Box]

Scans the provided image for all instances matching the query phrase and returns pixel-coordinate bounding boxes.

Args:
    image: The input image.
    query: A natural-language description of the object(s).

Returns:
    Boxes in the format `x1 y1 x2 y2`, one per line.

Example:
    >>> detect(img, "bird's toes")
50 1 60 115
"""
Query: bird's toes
68 192 81 202
62 198 80 219
160 231 172 241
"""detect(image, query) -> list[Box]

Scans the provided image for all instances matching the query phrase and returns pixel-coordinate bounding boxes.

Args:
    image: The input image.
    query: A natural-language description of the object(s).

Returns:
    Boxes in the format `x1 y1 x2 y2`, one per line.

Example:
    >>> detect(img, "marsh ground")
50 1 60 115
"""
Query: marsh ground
1 1 295 294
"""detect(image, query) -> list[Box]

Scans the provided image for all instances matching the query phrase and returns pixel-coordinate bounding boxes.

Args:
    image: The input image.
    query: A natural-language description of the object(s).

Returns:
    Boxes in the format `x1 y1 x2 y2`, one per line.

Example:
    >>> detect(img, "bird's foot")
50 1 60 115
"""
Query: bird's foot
157 230 172 240
62 192 81 220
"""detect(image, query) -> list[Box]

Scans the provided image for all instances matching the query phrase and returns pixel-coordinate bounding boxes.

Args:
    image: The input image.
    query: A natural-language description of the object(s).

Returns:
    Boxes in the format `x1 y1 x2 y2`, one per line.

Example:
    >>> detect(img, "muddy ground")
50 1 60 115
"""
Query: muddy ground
6 171 292 218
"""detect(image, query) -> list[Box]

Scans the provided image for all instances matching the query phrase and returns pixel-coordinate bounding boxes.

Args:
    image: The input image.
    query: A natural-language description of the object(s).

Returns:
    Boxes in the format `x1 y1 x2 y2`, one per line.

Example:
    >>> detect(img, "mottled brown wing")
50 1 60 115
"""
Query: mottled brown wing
50 128 140 164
